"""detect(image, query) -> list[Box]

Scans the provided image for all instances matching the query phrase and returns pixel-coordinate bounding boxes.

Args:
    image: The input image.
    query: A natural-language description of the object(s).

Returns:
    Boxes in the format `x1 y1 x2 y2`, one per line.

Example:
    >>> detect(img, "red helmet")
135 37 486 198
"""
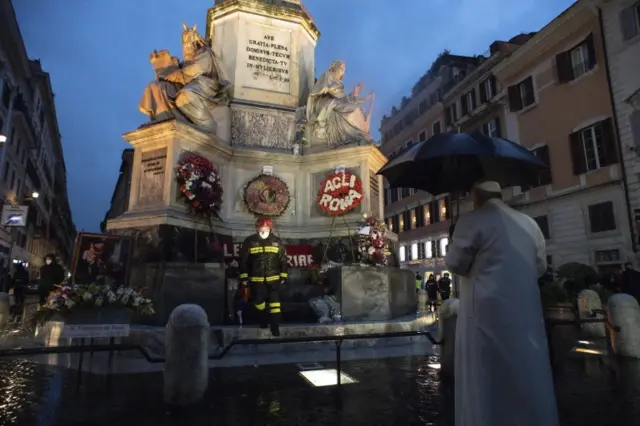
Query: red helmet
256 217 272 229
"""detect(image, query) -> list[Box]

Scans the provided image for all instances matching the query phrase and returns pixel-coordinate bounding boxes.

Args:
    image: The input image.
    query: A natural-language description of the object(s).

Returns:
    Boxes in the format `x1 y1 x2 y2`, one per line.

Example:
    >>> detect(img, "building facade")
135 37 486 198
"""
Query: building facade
599 0 640 260
0 0 76 276
379 41 528 281
493 1 633 273
379 54 480 280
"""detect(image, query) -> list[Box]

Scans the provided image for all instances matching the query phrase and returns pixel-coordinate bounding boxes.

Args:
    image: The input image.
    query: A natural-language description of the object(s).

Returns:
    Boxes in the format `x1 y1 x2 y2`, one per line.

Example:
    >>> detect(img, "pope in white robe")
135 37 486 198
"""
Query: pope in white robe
445 181 559 426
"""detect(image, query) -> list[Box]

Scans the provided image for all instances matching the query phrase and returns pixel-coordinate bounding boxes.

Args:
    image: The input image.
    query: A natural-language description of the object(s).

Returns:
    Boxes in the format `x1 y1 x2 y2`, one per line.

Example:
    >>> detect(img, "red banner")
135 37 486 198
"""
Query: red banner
220 242 317 268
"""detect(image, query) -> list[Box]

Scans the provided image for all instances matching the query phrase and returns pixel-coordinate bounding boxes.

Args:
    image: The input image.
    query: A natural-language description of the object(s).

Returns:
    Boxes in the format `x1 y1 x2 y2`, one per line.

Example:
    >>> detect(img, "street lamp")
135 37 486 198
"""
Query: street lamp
31 191 39 199
0 134 6 143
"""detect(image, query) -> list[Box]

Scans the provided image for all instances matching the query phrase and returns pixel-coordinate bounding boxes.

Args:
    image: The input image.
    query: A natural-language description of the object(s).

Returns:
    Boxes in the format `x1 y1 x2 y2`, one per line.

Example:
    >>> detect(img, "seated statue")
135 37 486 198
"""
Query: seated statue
139 24 231 132
302 60 375 148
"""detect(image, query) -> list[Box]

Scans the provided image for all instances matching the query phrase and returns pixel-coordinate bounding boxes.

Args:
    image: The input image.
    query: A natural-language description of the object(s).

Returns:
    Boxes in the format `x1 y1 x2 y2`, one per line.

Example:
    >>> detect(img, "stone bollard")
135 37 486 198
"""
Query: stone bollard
577 289 605 338
164 304 209 406
438 298 458 380
607 294 640 359
0 292 10 328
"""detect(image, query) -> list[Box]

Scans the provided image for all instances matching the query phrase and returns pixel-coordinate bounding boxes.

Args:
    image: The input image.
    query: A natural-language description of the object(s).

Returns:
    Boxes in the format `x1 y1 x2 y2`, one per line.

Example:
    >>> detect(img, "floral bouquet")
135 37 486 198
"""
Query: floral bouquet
31 284 155 326
176 154 223 218
356 214 389 266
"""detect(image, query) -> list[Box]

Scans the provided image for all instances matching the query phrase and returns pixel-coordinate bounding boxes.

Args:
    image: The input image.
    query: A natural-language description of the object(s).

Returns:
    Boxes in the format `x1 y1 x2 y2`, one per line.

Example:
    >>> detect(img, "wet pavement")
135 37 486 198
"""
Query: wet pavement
0 325 639 425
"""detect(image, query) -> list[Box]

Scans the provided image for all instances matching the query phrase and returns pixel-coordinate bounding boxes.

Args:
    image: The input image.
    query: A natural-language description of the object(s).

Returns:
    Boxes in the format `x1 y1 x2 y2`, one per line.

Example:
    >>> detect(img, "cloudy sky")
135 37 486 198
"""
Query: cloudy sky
14 0 575 232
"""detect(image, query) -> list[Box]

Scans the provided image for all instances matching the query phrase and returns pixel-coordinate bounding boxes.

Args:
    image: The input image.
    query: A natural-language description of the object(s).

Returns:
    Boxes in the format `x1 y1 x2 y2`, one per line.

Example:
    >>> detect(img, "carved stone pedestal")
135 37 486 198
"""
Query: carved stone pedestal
326 265 416 321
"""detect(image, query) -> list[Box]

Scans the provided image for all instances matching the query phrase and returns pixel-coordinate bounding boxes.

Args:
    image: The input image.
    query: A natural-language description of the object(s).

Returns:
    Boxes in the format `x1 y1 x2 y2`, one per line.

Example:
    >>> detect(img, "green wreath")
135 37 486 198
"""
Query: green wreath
243 174 291 218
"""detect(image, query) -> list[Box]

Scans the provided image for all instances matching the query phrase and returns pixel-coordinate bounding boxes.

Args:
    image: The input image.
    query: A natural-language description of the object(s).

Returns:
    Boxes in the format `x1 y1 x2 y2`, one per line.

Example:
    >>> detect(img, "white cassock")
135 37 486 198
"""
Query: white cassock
446 198 559 426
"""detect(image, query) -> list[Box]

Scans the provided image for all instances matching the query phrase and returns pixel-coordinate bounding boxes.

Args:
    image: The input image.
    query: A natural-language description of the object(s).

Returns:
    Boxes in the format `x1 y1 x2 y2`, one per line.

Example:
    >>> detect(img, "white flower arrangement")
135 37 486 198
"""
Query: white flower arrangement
32 284 155 326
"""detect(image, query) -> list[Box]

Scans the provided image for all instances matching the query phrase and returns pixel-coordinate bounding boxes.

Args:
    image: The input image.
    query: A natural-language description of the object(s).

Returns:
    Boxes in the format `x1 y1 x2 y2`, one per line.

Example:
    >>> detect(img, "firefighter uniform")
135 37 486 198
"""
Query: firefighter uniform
239 233 288 335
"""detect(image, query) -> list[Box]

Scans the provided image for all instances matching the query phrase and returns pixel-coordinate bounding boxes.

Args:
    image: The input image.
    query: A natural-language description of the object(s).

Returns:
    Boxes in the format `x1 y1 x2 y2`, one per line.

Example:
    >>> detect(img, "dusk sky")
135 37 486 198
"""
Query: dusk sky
14 0 575 233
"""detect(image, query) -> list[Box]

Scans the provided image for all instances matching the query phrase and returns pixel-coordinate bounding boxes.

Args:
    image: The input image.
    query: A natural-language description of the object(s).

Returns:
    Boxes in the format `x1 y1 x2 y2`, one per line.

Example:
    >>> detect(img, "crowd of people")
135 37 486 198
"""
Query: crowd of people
2 253 66 321
415 271 452 312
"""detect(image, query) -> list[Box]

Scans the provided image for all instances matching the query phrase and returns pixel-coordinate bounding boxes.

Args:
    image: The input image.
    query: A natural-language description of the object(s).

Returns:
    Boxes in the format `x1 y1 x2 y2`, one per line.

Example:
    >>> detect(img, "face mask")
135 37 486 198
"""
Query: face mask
46 259 52 265
258 230 270 239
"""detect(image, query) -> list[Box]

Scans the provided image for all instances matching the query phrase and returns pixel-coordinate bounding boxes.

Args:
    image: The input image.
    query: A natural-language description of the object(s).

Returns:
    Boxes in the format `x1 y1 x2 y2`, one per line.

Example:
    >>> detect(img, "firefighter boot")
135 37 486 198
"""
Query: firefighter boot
270 322 280 337
259 310 269 329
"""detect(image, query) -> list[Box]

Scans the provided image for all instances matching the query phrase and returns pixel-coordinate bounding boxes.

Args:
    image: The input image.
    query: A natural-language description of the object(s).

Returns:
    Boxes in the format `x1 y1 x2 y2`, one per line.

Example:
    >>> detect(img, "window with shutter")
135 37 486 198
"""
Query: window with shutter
508 84 522 111
520 77 535 107
566 34 596 79
572 119 617 172
423 203 432 224
481 77 494 103
392 215 400 232
443 197 450 220
536 145 552 185
588 201 616 233
533 215 550 239
419 131 427 142
432 120 442 135
556 50 574 83
620 3 640 41
460 96 468 116
486 118 499 137
429 202 437 223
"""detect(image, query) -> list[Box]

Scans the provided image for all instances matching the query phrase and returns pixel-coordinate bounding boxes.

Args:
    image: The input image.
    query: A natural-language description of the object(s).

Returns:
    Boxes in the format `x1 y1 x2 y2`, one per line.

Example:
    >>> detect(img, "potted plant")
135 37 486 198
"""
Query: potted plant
31 284 154 327
539 279 575 322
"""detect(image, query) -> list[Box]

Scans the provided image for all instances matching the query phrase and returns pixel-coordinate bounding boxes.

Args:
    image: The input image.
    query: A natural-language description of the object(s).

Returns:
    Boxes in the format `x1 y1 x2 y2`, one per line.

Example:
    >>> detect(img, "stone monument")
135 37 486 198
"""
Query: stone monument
105 0 389 325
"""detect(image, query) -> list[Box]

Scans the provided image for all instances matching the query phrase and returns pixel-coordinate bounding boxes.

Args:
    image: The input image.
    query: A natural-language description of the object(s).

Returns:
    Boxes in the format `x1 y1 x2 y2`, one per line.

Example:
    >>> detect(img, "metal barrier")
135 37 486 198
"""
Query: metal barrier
0 328 441 387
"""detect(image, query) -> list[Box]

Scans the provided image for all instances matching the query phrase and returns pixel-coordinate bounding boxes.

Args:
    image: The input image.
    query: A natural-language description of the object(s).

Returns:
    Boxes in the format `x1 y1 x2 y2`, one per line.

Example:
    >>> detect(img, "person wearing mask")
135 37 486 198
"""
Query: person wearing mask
10 263 29 318
445 180 558 426
238 217 288 336
415 272 423 293
438 272 452 301
425 274 439 313
39 254 65 306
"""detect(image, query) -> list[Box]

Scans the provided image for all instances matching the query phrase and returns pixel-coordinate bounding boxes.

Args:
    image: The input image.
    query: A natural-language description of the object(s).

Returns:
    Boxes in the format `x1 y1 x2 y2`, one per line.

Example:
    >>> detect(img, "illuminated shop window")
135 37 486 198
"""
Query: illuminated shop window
399 246 406 262
425 241 433 258
440 238 449 257
411 243 418 260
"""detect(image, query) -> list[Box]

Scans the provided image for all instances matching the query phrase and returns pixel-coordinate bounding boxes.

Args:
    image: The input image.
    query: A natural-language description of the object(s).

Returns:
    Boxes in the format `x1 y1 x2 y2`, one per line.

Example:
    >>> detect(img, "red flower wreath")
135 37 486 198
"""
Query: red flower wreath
316 171 364 216
175 154 223 218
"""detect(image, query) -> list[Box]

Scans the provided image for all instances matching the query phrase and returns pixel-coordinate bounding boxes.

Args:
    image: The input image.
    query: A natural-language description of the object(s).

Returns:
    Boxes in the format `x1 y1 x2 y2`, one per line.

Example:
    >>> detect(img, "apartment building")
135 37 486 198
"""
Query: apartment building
379 38 533 279
0 0 76 274
493 1 633 273
379 53 484 279
599 0 640 257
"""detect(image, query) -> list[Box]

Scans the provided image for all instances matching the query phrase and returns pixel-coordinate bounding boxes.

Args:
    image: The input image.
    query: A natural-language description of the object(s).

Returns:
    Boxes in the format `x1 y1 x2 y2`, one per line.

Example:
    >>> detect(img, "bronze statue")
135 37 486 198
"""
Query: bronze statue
139 24 231 131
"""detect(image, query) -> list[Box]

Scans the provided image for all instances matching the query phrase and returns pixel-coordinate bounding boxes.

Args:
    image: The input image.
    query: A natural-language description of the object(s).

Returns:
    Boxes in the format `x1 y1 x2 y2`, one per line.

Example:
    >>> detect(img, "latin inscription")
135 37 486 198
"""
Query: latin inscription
138 148 167 206
242 25 291 93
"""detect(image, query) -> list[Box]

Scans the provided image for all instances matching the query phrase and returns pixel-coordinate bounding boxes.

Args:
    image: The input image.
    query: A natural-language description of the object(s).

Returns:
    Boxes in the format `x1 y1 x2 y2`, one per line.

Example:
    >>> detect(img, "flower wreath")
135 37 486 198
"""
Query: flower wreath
243 174 291 218
316 171 364 216
175 154 223 217
356 215 389 266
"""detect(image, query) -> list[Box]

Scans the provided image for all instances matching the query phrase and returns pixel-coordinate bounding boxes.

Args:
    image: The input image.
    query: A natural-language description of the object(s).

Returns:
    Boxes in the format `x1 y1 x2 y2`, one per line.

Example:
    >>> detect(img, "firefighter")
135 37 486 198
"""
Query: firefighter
239 217 288 336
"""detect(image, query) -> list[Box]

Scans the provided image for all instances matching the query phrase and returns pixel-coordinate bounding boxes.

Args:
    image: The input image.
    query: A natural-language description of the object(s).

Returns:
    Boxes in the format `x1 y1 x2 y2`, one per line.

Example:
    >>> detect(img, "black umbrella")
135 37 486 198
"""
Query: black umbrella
377 131 548 196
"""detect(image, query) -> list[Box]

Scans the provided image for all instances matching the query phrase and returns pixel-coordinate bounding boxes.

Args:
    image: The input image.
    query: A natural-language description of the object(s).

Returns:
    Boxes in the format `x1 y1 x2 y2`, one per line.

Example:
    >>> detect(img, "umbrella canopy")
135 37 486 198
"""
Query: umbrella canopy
377 131 548 196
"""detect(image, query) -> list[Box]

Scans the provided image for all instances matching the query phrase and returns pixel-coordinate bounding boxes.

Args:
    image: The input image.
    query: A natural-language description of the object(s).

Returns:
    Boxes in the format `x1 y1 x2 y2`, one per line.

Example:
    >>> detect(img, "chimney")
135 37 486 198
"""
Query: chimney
489 41 506 56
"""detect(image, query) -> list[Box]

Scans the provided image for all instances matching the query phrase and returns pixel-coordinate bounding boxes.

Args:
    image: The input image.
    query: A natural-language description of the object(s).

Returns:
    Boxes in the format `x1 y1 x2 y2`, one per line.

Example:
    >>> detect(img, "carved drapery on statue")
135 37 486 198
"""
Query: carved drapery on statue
300 60 374 148
139 24 231 132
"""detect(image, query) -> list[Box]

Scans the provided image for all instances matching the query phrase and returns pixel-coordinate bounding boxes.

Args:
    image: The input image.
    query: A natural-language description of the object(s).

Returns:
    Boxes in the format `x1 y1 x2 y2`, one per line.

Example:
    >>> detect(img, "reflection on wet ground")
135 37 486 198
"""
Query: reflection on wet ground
0 325 639 425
